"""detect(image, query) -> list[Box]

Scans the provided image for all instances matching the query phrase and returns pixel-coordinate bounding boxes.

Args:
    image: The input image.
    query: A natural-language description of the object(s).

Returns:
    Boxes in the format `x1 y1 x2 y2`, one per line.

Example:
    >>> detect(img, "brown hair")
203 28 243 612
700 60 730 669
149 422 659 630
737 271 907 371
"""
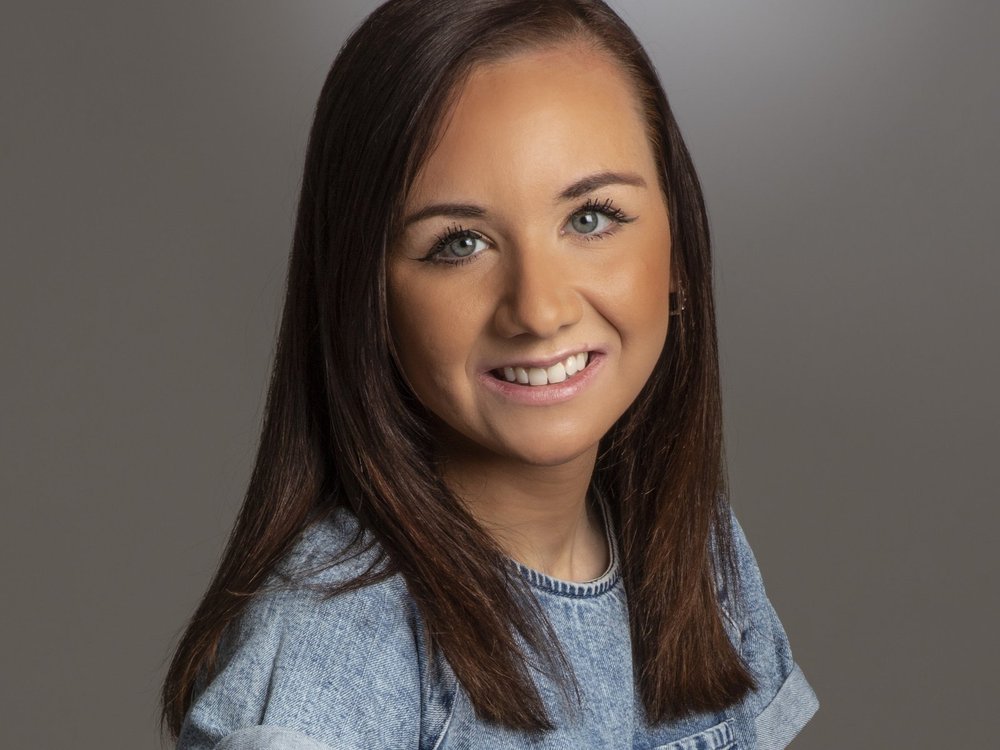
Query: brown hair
161 0 756 740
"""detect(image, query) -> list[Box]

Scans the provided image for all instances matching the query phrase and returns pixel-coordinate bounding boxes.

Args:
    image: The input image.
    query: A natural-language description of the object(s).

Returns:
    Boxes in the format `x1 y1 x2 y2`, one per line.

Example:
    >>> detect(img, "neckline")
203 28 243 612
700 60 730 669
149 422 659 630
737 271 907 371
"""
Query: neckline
507 486 621 599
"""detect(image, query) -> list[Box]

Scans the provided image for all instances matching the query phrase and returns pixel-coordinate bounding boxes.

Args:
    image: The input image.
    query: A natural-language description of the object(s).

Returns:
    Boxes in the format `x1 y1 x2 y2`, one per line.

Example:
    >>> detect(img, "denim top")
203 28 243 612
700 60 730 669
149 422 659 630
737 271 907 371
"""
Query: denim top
177 493 818 750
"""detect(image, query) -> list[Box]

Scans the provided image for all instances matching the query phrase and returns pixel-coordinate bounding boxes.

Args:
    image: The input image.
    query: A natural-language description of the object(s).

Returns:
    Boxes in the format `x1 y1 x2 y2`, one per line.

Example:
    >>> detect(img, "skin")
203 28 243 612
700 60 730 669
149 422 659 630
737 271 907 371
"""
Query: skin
387 42 674 582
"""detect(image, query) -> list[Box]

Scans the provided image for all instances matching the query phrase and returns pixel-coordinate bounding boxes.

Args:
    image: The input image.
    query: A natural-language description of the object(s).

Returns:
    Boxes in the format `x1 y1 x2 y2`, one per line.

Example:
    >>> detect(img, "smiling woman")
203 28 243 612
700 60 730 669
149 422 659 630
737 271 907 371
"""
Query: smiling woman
161 2 818 749
387 45 674 511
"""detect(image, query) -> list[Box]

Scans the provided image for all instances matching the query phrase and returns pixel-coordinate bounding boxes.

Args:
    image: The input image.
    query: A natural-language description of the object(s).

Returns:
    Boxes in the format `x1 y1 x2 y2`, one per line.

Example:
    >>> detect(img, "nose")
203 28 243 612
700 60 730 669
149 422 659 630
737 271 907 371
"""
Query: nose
492 239 583 339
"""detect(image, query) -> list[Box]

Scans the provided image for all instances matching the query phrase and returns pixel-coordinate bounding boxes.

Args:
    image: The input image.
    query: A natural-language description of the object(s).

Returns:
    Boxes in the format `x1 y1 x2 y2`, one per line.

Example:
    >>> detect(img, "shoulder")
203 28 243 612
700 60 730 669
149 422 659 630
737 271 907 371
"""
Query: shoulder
235 506 417 666
274 503 390 586
718 503 821 750
178 507 433 750
264 506 418 653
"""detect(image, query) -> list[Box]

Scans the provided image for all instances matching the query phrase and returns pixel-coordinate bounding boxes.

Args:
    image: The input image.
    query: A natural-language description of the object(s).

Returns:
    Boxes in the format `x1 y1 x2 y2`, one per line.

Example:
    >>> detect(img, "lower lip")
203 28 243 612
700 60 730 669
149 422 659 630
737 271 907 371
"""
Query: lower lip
479 352 606 406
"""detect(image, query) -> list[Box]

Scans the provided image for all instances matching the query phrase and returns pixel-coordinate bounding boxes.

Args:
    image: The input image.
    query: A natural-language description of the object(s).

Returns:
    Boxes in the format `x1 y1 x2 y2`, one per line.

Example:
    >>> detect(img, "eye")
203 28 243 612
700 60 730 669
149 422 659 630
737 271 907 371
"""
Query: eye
568 210 612 235
421 224 490 266
564 197 635 240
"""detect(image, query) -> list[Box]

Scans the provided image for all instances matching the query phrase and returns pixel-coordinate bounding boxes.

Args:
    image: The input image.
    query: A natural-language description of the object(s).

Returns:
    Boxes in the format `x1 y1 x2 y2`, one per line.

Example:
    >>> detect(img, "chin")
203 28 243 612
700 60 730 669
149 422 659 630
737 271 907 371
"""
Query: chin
500 438 600 468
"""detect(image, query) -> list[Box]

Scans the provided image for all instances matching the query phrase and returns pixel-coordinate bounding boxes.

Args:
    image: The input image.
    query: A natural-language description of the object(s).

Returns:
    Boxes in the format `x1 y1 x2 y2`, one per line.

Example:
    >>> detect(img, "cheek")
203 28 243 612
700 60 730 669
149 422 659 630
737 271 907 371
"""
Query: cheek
634 248 672 321
599 235 672 342
387 272 471 393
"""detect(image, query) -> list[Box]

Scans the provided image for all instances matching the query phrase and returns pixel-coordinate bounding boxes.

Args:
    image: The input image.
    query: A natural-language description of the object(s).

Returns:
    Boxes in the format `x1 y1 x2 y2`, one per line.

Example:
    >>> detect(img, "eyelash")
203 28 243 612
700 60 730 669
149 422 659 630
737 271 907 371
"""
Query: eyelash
420 197 636 267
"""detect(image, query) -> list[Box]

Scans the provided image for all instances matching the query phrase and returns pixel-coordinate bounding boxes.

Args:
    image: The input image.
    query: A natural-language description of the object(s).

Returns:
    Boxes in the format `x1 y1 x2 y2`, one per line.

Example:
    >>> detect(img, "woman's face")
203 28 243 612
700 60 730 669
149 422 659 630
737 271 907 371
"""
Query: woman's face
387 44 673 468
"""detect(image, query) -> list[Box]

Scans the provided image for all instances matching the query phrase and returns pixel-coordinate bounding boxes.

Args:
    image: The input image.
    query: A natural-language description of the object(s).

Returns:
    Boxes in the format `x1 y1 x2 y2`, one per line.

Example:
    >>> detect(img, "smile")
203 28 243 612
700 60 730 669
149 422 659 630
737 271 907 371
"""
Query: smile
481 351 606 406
491 352 591 386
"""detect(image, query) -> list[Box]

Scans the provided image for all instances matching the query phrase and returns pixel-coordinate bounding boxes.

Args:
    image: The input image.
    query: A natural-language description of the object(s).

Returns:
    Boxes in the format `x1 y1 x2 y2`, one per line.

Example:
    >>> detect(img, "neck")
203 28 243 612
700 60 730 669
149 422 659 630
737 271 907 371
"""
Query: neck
437 442 609 583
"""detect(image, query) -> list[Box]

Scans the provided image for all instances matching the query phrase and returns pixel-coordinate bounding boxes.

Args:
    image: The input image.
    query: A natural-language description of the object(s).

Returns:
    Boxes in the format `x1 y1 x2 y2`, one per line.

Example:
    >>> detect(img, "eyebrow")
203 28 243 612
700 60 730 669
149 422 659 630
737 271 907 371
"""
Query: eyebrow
401 170 647 230
558 170 647 201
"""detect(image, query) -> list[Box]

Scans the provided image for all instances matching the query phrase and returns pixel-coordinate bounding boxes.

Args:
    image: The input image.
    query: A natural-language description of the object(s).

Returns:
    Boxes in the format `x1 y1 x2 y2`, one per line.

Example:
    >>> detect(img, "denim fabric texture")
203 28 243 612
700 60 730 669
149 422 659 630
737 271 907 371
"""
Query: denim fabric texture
215 725 335 750
177 492 818 750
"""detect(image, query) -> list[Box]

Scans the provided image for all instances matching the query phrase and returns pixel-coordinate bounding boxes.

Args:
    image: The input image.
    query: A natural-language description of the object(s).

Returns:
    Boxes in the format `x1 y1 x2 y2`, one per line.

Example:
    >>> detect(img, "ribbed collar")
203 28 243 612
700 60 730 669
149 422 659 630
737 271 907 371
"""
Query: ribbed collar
507 486 621 598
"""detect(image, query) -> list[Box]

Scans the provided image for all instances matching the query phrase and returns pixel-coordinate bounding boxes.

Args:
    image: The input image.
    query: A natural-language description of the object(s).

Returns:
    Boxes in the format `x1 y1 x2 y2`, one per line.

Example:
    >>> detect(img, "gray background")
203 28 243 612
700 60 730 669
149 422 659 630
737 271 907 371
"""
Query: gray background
1 1 996 747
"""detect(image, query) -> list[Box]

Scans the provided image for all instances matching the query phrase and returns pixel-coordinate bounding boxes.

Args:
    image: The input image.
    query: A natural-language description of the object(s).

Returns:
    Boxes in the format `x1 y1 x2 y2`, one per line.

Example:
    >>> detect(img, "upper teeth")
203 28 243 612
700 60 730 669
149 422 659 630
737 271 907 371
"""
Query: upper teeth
498 352 590 385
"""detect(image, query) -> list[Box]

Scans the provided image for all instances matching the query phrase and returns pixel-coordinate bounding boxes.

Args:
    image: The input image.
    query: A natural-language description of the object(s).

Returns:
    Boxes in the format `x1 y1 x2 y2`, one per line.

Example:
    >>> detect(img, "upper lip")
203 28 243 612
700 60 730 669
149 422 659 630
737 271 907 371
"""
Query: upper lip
483 345 604 373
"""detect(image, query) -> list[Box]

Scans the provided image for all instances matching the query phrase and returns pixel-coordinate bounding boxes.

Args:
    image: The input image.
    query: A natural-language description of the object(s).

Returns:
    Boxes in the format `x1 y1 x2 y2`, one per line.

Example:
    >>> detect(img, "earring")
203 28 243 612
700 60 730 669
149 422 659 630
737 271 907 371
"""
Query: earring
669 289 686 317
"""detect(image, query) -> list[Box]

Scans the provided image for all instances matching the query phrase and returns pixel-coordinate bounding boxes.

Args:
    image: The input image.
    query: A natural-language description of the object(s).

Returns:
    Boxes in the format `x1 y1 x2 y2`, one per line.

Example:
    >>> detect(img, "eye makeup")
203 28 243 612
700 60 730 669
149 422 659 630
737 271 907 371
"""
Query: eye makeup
419 196 637 267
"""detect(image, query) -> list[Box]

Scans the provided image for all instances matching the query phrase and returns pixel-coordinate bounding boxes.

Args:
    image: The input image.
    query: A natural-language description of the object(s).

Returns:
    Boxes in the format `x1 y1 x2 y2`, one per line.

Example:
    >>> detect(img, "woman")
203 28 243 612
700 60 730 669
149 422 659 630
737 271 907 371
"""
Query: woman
161 1 819 748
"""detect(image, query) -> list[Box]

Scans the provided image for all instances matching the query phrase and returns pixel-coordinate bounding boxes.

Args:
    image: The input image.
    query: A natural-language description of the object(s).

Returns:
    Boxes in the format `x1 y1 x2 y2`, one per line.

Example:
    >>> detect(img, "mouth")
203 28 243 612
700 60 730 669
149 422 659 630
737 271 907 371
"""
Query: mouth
488 350 596 387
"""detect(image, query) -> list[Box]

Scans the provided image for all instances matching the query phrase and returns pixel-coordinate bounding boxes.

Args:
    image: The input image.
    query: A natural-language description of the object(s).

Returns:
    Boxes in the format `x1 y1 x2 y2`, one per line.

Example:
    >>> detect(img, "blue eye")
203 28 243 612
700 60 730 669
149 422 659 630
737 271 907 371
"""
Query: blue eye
423 225 489 266
566 198 631 238
442 235 486 258
569 211 612 234
420 197 635 267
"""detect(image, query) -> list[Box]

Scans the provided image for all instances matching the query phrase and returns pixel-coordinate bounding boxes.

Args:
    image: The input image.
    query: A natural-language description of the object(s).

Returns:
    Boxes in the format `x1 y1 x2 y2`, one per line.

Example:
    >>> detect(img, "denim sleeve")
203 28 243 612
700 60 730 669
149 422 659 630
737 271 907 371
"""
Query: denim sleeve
215 725 334 750
176 575 423 750
726 508 819 750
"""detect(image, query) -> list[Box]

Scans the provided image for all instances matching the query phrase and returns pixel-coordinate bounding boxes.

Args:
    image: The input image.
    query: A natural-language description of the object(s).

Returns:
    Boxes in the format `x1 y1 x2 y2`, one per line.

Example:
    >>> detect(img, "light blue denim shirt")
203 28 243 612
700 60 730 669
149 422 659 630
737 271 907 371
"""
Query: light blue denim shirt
177 494 818 750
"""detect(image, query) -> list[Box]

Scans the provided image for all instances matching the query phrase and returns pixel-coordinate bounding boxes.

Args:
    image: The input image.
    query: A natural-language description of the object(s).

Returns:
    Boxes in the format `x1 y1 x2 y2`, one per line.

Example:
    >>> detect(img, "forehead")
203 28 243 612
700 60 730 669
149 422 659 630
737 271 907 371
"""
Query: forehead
409 44 654 201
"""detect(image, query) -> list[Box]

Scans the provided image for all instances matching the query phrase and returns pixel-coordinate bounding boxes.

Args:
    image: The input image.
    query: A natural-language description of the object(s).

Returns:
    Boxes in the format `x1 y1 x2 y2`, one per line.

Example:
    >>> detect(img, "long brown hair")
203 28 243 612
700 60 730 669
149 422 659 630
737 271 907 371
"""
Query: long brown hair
161 0 756 740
